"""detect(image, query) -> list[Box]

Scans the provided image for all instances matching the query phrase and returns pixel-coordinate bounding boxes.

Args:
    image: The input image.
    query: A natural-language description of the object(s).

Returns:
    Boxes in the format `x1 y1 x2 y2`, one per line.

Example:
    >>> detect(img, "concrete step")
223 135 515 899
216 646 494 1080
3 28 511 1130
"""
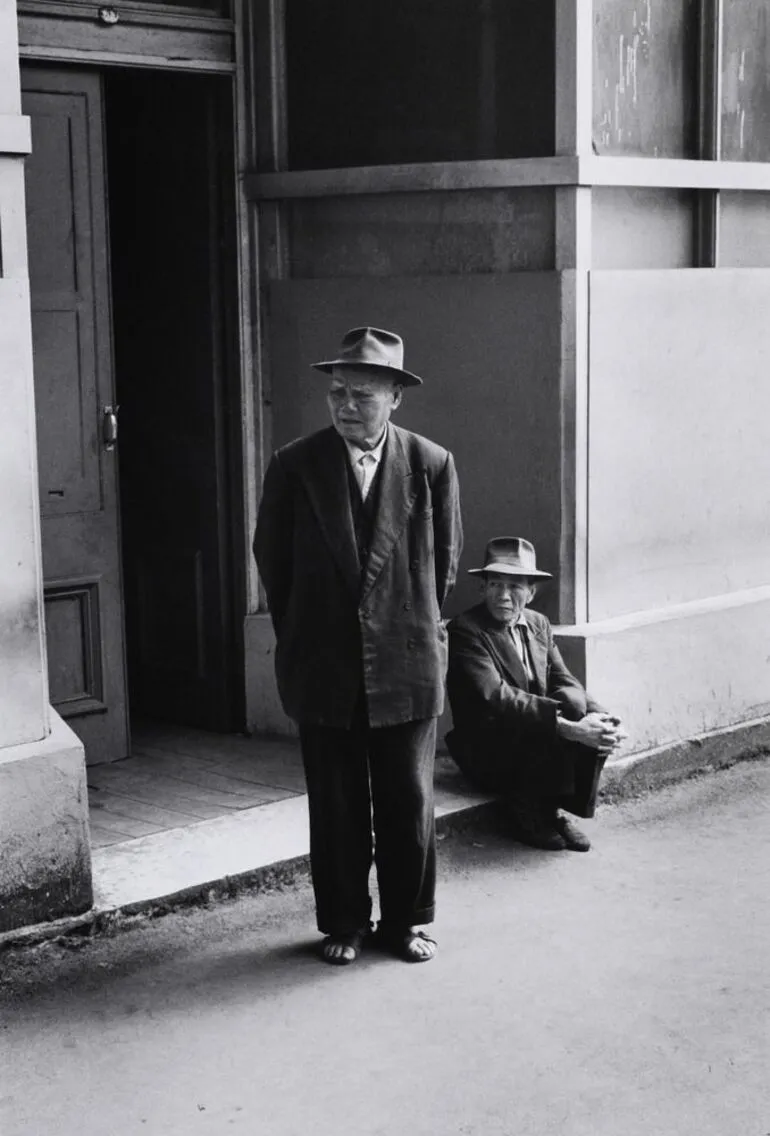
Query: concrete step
0 759 494 950
3 717 767 953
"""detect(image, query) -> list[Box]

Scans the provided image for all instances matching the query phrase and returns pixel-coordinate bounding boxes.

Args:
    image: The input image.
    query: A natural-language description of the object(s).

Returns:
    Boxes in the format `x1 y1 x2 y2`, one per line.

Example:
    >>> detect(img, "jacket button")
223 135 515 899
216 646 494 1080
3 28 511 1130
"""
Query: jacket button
403 601 412 611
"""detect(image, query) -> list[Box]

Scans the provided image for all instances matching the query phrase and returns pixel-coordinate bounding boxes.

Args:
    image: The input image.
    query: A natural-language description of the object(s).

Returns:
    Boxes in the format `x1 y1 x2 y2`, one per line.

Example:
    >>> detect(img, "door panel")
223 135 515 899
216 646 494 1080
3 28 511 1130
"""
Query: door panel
22 67 129 763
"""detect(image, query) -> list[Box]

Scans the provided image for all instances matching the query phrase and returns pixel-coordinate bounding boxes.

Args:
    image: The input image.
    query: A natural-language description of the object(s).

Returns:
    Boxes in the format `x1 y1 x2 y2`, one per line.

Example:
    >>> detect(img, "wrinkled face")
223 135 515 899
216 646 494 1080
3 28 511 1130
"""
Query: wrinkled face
327 366 402 448
481 572 536 625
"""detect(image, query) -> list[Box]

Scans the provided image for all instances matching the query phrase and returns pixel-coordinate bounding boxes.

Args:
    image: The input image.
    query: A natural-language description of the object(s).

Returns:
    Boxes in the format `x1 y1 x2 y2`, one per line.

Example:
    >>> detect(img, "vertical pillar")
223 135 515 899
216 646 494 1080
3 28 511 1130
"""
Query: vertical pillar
0 7 92 934
554 0 593 624
695 0 723 265
554 0 593 159
0 1 47 747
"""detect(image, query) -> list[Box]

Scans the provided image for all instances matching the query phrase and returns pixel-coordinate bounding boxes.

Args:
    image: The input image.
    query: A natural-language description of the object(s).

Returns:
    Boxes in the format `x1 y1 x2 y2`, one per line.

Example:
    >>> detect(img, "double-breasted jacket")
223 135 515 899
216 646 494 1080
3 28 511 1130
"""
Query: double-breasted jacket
254 422 463 728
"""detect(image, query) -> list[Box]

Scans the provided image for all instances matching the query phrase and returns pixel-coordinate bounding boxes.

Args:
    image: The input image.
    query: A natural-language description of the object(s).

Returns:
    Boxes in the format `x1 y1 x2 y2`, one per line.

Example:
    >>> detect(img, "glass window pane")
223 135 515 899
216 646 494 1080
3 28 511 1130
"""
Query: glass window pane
721 1 770 161
593 0 698 157
285 0 554 170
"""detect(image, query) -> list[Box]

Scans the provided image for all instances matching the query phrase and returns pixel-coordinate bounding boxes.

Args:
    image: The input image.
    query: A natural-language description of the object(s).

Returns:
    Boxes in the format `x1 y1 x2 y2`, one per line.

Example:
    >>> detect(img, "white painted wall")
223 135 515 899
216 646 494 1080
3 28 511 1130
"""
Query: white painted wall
558 587 770 753
0 2 22 116
588 269 770 620
0 163 49 746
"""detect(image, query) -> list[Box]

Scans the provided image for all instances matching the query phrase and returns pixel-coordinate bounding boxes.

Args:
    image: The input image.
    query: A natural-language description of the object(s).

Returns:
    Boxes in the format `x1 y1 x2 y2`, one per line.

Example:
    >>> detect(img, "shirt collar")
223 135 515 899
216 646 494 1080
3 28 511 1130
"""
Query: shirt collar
344 426 388 466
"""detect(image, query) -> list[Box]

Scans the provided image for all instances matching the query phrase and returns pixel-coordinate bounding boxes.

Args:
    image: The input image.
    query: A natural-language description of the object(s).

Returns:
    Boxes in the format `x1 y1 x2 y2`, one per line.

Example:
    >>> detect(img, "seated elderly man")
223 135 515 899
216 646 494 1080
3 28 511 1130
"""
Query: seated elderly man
446 537 626 852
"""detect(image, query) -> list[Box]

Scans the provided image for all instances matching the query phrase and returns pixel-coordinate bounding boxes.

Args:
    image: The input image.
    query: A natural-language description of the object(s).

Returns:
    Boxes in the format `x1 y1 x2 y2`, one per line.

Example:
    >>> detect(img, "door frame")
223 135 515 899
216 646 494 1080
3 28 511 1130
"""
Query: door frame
17 0 236 74
18 2 258 737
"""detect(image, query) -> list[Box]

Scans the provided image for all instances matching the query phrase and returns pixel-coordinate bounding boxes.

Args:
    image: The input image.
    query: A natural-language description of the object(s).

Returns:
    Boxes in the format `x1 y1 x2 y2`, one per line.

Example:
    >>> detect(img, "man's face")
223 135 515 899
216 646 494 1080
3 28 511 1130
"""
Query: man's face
481 573 536 625
327 367 402 448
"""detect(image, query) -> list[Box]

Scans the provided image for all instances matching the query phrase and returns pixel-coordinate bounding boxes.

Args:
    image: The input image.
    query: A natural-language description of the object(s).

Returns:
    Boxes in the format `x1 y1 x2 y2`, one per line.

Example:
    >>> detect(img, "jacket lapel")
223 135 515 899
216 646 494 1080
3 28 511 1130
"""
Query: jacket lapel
523 611 549 695
301 428 361 598
479 620 530 690
361 424 416 599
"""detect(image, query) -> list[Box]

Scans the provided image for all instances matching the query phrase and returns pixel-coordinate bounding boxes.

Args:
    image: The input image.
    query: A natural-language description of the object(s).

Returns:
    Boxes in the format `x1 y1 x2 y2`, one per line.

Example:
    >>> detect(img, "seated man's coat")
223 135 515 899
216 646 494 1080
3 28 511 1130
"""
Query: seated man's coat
446 603 605 812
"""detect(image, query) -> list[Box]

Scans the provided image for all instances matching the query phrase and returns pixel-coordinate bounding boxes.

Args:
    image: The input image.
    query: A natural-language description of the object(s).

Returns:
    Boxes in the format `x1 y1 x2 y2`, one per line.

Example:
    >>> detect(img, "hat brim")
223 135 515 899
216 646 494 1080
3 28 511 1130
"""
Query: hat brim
468 563 552 579
312 360 423 387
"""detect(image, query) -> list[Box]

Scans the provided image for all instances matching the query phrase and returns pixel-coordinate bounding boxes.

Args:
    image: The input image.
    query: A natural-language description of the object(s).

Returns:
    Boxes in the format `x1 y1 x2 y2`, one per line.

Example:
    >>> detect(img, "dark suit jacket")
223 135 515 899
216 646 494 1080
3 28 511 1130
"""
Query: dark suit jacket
446 603 603 743
254 423 463 728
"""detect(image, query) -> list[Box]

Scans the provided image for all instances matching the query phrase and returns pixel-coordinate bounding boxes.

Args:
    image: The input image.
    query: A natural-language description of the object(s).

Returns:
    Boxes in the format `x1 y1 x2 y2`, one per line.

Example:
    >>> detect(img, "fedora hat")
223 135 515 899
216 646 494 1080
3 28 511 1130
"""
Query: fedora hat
312 326 423 387
468 537 553 579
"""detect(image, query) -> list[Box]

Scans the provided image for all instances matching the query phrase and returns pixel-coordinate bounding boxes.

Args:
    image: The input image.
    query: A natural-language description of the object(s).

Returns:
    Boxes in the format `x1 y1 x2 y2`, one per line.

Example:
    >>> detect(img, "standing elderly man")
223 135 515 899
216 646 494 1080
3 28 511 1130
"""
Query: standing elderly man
254 327 462 965
446 537 626 852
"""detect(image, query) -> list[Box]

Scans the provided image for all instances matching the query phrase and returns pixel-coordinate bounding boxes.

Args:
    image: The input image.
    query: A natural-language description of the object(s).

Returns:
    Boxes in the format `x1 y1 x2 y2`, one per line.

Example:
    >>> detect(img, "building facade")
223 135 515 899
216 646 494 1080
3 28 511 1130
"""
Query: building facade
1 0 769 931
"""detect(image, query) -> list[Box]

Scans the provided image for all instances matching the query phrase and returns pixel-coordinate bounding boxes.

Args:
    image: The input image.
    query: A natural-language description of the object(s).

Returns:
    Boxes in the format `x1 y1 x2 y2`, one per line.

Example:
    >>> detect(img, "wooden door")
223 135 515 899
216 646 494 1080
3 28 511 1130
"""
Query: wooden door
22 67 129 763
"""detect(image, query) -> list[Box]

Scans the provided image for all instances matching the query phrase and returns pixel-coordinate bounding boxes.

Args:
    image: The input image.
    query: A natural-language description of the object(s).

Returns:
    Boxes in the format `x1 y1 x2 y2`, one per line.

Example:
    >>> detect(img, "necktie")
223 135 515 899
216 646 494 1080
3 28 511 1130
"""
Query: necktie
510 623 534 684
355 452 378 500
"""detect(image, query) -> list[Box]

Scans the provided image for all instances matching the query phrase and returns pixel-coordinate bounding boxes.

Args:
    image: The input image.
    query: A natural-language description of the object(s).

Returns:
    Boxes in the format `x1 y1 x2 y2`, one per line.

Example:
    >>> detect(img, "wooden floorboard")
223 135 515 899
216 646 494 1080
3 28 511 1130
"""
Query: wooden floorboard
87 806 166 841
87 776 233 821
87 722 307 848
123 751 298 802
89 823 131 848
88 788 206 829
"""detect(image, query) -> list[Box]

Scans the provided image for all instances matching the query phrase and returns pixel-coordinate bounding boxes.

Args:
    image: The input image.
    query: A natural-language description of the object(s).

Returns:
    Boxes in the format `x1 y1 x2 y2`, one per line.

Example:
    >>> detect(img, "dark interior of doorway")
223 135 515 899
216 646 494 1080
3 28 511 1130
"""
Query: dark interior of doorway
105 69 244 735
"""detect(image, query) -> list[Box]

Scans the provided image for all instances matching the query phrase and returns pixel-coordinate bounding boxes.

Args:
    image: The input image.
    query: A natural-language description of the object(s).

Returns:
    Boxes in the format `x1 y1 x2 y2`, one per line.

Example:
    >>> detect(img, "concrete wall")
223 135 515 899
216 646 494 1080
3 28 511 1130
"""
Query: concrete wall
0 11 93 929
0 712 92 932
557 587 770 752
720 192 770 268
286 190 556 277
0 36 48 747
591 188 694 269
0 273 49 746
587 270 770 620
558 268 770 755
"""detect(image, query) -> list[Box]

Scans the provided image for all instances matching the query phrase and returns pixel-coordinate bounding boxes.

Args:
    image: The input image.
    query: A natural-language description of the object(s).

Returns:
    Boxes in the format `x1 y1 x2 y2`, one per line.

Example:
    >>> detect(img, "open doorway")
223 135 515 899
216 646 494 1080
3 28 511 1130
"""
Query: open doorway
105 69 244 737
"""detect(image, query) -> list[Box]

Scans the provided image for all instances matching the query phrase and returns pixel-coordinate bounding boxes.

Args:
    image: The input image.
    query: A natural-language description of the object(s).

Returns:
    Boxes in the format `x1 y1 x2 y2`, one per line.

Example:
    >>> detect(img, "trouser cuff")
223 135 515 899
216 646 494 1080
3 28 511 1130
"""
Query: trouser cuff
379 904 435 929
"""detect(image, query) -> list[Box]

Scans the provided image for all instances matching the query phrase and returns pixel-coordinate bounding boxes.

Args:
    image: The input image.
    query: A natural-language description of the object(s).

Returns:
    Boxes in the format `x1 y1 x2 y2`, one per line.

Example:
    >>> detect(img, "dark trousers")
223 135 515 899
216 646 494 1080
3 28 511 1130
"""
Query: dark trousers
299 713 437 936
446 727 606 819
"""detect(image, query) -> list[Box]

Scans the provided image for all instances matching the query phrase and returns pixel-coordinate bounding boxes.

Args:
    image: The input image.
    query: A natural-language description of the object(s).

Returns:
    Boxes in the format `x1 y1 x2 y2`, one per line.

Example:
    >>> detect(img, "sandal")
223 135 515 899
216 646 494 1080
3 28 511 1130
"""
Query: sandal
320 927 369 966
375 926 437 963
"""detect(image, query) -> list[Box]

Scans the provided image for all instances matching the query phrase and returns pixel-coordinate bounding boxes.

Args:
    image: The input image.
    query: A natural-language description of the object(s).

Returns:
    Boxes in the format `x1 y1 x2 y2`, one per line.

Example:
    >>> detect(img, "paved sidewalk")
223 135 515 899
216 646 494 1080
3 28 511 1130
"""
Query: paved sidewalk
2 760 769 1136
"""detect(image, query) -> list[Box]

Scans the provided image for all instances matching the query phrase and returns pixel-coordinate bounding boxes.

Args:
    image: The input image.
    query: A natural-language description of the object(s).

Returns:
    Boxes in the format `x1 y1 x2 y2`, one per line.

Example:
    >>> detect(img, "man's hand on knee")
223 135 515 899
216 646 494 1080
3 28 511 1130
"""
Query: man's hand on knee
557 710 627 754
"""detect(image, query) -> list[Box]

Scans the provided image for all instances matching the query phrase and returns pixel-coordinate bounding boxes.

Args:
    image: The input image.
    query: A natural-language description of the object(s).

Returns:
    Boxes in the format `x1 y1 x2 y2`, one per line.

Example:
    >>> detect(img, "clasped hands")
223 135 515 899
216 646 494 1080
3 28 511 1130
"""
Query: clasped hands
557 710 628 756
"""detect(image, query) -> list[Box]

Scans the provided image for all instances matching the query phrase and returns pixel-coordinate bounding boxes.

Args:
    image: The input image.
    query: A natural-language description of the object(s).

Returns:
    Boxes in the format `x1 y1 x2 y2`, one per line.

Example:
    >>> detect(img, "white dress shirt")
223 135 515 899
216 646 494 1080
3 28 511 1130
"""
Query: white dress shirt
344 429 387 501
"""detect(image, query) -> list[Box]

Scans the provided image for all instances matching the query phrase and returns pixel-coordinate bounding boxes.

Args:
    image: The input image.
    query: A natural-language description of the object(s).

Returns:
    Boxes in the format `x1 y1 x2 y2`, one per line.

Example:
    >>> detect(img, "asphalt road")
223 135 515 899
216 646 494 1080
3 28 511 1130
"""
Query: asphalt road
2 760 769 1136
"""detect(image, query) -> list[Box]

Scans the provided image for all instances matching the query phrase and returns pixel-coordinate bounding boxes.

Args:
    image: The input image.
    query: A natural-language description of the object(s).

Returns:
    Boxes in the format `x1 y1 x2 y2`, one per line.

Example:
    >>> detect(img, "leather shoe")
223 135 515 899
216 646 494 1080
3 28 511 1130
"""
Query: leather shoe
508 799 567 851
555 814 592 852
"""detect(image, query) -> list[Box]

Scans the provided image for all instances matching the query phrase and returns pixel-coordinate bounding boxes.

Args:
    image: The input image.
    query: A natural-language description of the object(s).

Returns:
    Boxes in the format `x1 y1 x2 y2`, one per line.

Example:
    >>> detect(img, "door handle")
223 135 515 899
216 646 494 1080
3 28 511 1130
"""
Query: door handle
102 404 119 451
